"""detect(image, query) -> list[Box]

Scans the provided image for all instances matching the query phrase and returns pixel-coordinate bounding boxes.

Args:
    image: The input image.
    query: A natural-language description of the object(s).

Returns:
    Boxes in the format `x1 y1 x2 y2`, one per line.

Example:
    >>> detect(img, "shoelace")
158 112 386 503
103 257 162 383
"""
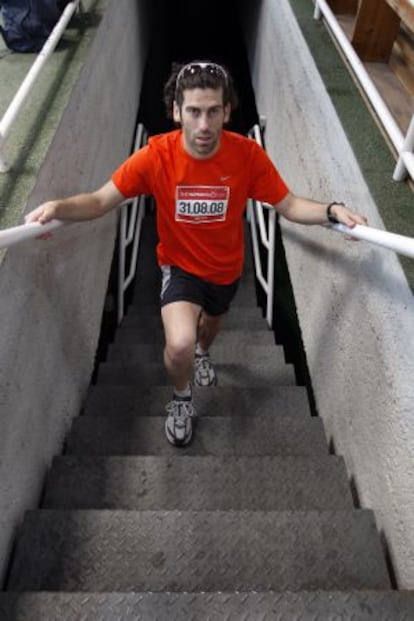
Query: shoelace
195 354 210 369
166 400 193 418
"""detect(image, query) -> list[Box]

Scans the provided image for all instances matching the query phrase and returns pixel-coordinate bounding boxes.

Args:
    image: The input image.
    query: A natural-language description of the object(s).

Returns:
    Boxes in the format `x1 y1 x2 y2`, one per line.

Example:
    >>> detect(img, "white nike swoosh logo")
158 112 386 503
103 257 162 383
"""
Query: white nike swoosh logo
221 176 231 181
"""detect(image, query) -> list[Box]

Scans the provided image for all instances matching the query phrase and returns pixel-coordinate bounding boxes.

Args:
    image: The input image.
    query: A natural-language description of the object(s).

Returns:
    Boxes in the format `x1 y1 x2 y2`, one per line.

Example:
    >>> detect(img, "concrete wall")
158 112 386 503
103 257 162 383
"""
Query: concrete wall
0 0 151 584
241 0 414 589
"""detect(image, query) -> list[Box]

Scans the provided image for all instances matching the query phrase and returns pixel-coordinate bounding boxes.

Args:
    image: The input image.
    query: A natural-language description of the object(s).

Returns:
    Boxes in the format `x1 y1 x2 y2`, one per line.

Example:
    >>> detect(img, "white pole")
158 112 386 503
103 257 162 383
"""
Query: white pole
0 1 80 172
248 200 269 295
393 114 414 181
401 151 414 181
266 210 276 328
313 0 322 20
331 223 414 259
117 207 127 325
0 220 64 249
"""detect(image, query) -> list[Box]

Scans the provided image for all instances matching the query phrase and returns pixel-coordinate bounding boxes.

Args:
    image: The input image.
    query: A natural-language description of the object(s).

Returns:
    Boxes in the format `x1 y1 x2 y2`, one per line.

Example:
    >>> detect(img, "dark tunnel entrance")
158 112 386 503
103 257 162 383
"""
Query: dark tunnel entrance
138 0 259 135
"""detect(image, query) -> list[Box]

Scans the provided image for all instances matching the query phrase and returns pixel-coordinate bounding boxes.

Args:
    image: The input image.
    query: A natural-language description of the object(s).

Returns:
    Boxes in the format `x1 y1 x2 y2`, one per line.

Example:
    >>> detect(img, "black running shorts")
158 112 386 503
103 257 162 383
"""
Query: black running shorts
160 266 240 316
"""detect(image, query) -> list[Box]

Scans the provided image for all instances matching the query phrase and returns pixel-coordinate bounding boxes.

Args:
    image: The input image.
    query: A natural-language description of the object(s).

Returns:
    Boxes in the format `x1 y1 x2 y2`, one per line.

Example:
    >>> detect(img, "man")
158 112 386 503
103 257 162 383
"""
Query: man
26 61 367 447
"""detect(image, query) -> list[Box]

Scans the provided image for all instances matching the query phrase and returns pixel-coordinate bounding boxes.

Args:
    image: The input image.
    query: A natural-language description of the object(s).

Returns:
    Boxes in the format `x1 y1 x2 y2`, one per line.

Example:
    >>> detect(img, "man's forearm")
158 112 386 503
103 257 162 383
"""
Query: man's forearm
278 195 328 224
45 193 107 221
25 181 125 225
275 193 367 228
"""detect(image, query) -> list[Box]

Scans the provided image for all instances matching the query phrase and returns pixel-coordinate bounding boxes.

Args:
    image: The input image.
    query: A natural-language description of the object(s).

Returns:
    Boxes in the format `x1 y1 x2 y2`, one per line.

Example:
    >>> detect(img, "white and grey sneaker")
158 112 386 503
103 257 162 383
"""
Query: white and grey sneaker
165 399 195 446
194 352 217 387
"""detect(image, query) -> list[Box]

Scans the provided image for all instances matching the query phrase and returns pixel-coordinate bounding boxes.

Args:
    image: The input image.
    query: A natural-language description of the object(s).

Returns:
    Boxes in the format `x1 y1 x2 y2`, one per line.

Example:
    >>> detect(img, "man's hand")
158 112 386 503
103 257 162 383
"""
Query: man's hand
25 201 60 225
327 203 368 241
328 202 368 228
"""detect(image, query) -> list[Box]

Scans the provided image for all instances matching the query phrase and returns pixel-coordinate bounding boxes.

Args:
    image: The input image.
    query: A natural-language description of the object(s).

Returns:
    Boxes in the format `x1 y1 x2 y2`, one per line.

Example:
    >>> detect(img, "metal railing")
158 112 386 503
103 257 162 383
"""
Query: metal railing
0 218 64 249
0 115 413 300
247 121 414 329
117 123 148 325
313 0 414 183
0 0 82 172
330 221 414 257
0 120 149 326
247 123 276 327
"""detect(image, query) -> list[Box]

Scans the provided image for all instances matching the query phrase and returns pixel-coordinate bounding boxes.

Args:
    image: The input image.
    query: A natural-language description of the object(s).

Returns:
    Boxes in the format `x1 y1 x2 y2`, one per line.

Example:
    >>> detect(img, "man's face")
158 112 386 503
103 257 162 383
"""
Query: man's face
173 88 231 159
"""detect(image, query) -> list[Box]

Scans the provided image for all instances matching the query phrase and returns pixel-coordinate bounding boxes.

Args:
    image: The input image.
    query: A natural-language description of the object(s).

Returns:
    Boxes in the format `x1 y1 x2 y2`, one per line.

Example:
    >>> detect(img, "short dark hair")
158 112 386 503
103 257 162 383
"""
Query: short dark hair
163 61 238 119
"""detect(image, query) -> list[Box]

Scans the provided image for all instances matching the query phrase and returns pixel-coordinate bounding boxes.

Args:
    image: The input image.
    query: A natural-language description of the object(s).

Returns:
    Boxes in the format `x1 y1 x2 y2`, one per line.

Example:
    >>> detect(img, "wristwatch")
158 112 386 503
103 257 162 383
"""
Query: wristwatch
326 201 344 224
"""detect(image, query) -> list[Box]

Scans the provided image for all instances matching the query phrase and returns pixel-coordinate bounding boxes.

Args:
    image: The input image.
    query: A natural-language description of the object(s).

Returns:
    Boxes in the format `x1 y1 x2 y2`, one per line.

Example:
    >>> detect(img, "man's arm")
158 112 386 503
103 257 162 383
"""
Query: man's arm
25 180 125 225
274 192 367 228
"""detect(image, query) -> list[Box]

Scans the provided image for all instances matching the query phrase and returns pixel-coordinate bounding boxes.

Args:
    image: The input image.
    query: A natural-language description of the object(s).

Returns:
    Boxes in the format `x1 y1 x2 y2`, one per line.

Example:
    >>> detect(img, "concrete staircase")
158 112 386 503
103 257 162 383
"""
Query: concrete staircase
1 212 413 619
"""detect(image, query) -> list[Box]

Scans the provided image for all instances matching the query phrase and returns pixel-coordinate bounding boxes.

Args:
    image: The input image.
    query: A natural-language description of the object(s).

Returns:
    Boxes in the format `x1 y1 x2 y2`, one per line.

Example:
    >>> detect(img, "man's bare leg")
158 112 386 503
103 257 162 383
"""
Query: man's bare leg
194 311 225 386
197 311 224 352
161 300 201 391
162 300 201 446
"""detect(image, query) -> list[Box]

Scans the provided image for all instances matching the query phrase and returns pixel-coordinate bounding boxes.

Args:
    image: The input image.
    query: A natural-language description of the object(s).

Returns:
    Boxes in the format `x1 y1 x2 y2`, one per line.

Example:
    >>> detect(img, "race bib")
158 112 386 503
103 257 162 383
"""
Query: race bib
175 186 229 223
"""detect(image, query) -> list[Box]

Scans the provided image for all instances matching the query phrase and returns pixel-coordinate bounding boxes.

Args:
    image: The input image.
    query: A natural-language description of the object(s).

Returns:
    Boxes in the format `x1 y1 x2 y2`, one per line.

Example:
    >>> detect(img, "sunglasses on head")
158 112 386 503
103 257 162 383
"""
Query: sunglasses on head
175 62 228 91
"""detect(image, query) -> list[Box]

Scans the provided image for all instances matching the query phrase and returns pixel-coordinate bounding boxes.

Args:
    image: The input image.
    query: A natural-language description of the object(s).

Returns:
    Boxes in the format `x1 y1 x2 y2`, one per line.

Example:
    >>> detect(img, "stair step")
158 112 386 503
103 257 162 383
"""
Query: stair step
2 591 413 620
66 416 327 456
97 359 296 386
115 327 274 345
43 455 353 510
7 510 391 592
83 385 310 418
106 343 283 364
6 215 403 616
6 589 414 620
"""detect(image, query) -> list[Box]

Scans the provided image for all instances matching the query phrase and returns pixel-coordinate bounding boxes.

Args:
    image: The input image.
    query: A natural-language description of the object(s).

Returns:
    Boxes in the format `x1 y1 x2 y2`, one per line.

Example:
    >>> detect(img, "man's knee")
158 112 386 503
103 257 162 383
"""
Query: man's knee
164 335 195 365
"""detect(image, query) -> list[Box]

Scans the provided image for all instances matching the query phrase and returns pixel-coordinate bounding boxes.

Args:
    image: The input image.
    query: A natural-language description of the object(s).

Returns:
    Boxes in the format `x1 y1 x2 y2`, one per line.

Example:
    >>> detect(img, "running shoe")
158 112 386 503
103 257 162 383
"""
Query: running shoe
165 398 194 446
193 351 217 387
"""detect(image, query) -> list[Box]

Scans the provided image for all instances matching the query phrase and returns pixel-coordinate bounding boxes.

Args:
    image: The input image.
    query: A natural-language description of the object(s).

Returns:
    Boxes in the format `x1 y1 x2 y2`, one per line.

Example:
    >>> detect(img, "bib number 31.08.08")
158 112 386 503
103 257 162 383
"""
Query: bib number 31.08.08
175 185 229 223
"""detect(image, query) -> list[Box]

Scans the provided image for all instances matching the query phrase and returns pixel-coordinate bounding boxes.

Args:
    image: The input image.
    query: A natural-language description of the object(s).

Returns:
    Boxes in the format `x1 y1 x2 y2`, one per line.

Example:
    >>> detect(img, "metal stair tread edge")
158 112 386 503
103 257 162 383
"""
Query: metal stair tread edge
43 454 354 510
7 510 390 592
1 591 413 620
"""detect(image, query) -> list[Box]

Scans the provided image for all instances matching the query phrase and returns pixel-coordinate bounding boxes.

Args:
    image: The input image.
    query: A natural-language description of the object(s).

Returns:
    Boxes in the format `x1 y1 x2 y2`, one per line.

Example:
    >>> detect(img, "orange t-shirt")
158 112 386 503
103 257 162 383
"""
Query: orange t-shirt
111 129 289 284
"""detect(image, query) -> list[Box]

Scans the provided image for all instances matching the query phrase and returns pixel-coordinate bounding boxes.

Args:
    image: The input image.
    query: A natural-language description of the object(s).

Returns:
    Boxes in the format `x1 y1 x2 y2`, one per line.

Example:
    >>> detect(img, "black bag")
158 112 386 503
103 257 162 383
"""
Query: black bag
0 1 72 52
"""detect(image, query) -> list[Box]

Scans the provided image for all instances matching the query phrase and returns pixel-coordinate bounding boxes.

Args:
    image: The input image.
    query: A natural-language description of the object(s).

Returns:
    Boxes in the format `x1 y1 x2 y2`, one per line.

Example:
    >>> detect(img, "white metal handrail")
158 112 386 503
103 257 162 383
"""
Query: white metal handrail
330 222 414 258
313 0 414 183
247 119 414 327
0 0 82 173
0 121 149 326
117 123 148 325
247 198 276 327
0 218 64 249
247 123 276 327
